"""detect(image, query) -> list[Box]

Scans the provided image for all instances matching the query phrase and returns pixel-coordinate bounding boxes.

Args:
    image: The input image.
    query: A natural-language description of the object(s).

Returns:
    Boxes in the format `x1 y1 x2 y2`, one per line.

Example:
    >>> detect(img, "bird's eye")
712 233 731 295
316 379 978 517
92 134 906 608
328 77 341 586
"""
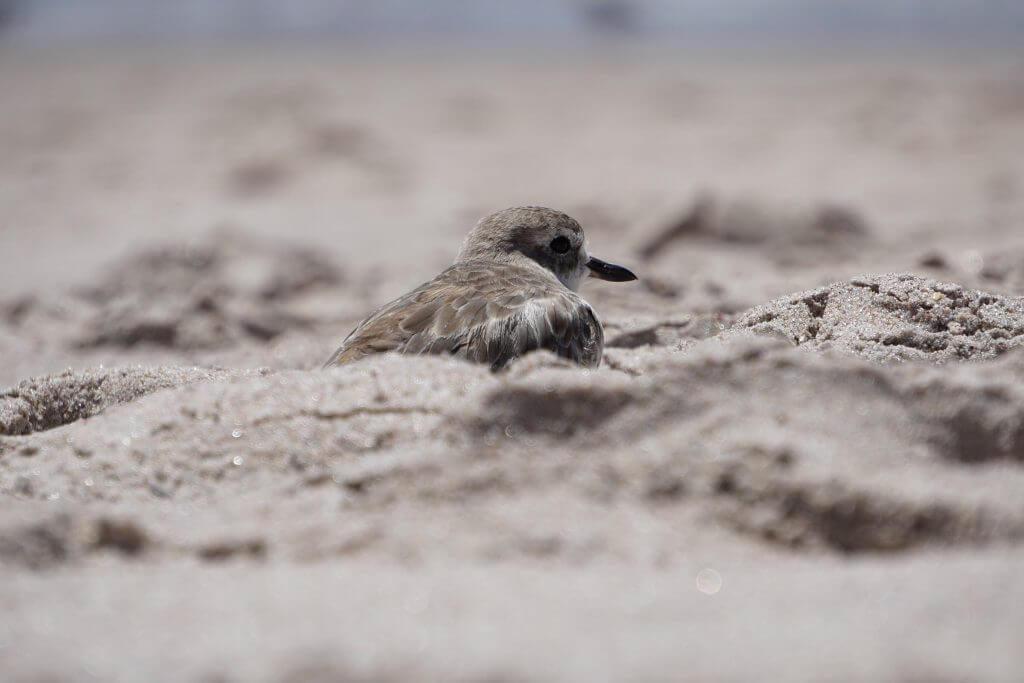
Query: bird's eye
549 236 571 254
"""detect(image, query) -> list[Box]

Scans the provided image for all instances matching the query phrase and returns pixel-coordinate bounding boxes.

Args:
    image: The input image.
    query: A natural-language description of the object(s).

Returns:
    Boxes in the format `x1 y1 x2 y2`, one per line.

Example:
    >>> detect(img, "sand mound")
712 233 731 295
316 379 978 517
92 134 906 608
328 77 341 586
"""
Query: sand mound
637 194 869 260
5 336 1023 562
0 507 148 570
0 365 264 436
737 273 1024 362
73 231 346 349
3 232 359 358
980 245 1024 295
617 194 878 319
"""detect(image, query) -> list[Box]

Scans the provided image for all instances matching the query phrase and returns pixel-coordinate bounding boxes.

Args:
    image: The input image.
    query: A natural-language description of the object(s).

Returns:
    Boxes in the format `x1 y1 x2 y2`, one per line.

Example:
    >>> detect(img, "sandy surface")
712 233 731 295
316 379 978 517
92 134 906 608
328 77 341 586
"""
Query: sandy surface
2 47 1024 682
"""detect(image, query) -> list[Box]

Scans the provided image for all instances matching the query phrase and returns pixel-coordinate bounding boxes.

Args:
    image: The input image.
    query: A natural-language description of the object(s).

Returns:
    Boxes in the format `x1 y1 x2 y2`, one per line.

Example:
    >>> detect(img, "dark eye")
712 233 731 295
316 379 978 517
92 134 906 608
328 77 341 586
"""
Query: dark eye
549 236 571 254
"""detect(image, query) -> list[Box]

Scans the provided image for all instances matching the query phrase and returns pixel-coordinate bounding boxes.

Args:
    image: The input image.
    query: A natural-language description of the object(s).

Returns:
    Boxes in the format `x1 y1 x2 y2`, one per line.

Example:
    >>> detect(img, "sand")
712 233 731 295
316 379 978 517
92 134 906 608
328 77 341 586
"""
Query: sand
2 47 1024 682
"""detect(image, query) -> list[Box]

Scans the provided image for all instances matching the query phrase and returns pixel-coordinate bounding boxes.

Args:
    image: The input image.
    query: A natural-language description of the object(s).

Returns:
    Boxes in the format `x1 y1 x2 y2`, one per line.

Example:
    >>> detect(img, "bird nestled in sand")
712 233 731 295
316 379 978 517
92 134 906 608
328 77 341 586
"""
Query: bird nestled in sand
324 206 637 370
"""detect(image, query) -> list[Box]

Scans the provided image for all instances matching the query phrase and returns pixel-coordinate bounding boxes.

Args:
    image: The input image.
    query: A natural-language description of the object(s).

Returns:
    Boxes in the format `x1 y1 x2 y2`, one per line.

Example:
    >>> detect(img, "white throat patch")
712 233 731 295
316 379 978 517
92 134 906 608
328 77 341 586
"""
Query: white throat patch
556 249 589 292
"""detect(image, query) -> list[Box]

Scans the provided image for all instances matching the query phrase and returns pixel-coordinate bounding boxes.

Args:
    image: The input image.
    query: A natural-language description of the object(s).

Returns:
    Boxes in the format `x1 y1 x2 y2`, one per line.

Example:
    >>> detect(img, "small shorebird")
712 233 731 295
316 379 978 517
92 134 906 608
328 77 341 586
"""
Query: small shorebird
324 207 637 370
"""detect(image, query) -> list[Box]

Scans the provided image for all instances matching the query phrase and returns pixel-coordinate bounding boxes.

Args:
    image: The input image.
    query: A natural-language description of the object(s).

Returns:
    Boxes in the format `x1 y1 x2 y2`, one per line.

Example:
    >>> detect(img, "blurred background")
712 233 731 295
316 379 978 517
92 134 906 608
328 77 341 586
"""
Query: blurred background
3 0 1024 45
1 0 1023 377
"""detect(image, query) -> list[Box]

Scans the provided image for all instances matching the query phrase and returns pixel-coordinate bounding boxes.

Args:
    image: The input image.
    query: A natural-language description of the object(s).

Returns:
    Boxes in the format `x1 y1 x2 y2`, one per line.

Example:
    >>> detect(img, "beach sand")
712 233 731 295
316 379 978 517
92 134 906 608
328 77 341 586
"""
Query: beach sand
2 47 1024 681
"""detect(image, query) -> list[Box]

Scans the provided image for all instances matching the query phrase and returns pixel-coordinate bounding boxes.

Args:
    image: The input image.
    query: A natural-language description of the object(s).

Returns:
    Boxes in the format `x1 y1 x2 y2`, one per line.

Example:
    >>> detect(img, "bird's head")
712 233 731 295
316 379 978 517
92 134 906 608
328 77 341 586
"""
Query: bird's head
457 206 637 291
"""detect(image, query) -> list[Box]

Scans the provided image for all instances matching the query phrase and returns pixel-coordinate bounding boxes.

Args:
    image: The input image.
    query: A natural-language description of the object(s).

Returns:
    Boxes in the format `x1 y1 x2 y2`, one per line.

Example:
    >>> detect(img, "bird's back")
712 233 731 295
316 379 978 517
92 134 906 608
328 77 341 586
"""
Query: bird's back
324 260 603 370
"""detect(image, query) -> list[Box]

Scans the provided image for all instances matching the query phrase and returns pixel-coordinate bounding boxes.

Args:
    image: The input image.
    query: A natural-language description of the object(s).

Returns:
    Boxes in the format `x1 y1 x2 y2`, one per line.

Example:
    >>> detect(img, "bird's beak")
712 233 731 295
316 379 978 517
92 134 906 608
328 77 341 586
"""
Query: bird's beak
586 256 637 282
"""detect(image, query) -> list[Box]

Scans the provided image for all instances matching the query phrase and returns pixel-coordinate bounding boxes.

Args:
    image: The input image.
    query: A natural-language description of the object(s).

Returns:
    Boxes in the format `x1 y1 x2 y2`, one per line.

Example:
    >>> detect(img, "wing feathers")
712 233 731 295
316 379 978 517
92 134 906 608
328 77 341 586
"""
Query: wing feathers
325 261 603 369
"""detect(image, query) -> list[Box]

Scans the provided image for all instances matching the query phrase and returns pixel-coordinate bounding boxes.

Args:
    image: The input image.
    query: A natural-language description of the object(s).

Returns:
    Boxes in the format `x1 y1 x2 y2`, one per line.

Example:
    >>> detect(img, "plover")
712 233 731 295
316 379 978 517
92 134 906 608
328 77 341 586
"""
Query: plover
324 206 636 370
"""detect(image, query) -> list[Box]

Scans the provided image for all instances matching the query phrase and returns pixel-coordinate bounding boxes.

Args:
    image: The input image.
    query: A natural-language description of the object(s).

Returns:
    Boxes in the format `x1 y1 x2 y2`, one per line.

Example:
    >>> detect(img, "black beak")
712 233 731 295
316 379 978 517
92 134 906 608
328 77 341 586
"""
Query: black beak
586 257 637 282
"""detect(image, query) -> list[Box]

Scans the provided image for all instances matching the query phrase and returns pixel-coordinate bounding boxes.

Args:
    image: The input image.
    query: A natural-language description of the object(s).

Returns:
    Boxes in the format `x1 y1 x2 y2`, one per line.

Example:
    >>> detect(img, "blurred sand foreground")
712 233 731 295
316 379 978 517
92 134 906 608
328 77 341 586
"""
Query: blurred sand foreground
2 47 1024 681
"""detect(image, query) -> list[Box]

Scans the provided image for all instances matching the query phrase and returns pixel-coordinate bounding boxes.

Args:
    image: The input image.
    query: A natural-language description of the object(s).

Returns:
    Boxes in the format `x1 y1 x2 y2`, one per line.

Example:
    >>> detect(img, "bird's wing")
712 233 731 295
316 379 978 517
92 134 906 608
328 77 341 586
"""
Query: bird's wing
324 263 603 369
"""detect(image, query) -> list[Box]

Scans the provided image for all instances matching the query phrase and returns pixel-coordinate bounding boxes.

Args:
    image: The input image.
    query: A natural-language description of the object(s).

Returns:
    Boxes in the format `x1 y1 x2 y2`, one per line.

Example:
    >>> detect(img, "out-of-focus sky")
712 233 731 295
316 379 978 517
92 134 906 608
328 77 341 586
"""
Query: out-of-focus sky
2 0 1022 46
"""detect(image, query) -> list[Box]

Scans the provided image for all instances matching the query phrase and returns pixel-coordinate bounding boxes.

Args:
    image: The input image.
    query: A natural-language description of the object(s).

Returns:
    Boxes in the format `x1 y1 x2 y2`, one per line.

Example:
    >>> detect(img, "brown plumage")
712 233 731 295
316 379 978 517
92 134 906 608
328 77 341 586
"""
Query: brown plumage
324 207 637 370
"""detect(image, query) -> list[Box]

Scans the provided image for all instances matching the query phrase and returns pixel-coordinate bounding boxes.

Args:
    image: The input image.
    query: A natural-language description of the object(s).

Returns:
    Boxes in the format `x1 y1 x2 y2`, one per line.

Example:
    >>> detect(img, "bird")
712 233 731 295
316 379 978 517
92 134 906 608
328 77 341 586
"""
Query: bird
324 206 637 370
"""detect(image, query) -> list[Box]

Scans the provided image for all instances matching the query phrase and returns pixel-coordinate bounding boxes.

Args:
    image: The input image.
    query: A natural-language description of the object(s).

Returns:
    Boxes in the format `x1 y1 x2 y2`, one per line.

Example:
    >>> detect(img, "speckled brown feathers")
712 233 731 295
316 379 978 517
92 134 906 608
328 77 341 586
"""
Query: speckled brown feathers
324 207 635 370
325 260 602 370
